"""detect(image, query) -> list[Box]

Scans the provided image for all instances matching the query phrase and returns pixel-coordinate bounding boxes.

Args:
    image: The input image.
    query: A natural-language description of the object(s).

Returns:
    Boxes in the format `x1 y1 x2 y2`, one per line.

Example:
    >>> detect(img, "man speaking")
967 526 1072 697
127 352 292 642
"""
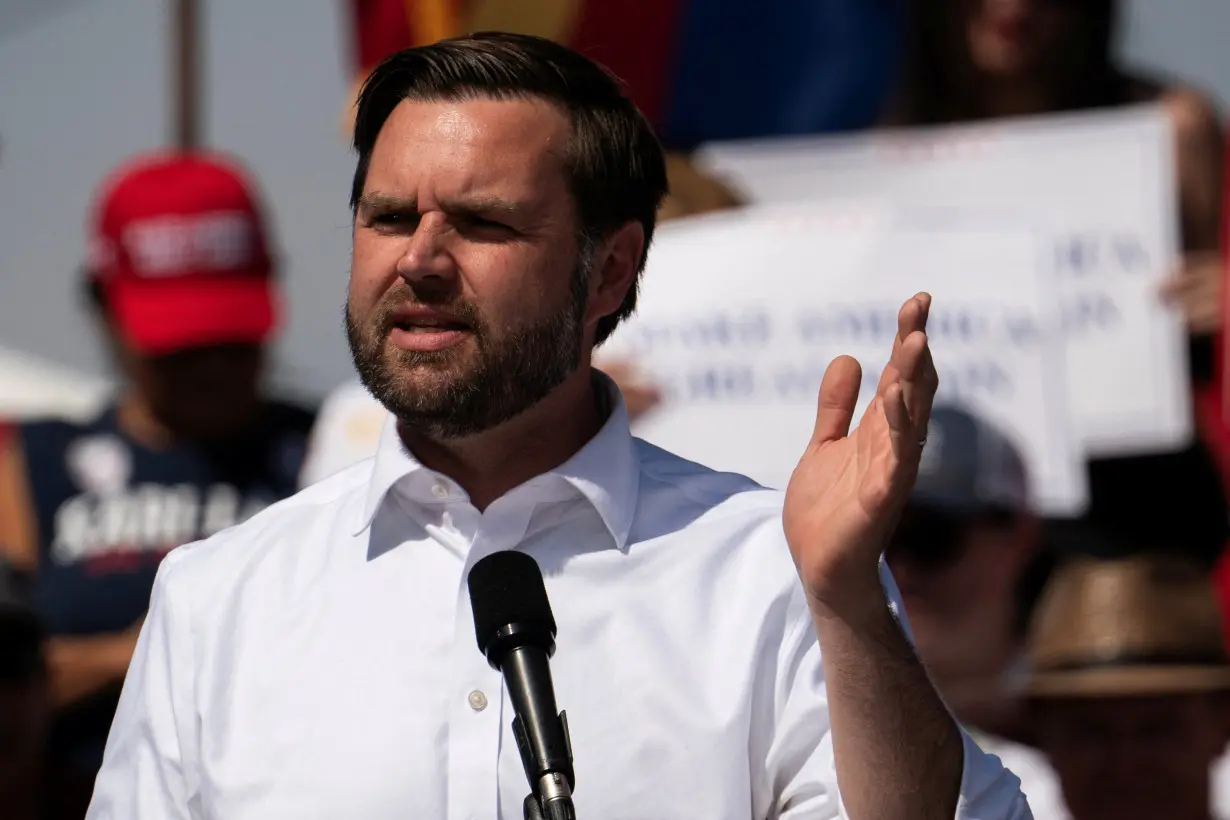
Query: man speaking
86 33 1029 819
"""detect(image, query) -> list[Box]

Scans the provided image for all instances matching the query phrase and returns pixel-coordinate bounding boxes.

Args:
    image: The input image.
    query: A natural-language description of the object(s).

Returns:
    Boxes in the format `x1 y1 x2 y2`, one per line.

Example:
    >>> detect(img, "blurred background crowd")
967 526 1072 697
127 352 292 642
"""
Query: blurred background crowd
3 1 1230 819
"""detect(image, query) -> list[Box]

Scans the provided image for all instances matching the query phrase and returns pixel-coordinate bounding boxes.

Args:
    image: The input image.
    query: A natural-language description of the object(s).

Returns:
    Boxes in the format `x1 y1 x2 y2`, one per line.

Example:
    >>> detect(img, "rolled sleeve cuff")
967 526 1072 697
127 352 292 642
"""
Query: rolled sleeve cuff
955 728 1034 819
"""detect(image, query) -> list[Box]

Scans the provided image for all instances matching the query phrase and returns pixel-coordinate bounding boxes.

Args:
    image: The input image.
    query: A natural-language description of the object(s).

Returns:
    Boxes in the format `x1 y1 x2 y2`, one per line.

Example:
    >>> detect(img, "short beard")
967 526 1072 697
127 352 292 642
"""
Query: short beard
346 257 591 439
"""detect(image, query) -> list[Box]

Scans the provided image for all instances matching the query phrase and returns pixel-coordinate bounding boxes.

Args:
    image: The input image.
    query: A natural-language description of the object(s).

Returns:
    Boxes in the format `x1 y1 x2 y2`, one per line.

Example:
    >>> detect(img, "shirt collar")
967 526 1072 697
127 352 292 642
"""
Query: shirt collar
353 373 640 550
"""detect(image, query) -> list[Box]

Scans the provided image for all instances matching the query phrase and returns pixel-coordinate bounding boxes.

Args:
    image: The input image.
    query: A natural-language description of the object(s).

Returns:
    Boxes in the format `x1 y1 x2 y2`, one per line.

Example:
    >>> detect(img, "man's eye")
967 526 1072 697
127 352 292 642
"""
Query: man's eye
460 215 513 234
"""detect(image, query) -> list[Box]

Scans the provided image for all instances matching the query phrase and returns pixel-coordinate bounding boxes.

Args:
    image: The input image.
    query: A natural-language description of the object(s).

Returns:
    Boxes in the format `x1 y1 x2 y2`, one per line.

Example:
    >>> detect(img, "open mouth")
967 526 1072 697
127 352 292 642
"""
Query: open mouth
391 316 471 334
389 304 473 333
387 306 474 352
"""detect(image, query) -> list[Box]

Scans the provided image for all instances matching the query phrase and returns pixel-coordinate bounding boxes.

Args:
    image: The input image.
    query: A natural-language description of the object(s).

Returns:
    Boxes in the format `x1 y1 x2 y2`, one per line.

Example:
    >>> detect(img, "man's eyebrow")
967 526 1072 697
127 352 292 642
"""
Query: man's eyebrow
357 192 529 218
356 193 415 213
440 195 529 218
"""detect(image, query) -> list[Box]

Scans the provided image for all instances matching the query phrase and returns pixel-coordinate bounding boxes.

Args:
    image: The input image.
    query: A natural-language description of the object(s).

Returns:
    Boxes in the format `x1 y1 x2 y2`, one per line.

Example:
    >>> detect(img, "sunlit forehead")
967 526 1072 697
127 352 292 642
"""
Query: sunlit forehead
365 97 572 219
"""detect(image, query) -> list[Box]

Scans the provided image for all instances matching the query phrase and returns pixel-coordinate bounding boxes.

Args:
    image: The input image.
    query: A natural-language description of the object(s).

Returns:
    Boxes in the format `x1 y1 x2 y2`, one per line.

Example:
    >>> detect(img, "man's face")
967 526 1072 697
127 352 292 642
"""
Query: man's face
1036 694 1230 820
887 504 1033 679
347 97 592 438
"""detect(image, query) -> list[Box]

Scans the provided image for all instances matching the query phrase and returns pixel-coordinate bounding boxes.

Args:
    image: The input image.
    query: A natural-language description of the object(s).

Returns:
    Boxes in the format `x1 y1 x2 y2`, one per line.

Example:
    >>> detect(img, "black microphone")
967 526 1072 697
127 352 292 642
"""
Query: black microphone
468 551 576 820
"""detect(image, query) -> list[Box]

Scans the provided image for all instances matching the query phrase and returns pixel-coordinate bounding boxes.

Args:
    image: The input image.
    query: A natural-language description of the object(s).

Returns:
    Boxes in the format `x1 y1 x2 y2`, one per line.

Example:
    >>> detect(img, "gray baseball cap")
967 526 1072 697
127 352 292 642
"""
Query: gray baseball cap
911 405 1030 514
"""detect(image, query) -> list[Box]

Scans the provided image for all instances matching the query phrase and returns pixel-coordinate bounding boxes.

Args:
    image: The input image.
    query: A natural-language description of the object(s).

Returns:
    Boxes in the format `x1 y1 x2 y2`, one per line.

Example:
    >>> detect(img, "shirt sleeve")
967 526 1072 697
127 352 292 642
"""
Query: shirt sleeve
85 551 199 819
759 561 1034 819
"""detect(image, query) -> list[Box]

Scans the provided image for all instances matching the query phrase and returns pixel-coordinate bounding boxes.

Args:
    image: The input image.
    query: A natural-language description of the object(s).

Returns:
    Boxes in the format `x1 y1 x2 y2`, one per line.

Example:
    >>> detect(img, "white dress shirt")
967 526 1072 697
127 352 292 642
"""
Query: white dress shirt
87 386 1031 820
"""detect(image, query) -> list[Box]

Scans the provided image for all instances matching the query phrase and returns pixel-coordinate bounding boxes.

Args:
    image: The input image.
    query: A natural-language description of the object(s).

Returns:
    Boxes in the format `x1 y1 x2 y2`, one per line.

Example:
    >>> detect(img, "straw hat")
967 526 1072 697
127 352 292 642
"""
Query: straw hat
1024 553 1230 698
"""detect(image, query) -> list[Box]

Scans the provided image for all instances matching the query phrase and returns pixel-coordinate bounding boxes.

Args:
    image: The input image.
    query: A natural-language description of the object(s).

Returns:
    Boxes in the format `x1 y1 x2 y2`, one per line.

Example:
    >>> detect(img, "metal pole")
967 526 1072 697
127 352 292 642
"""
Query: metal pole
174 0 200 149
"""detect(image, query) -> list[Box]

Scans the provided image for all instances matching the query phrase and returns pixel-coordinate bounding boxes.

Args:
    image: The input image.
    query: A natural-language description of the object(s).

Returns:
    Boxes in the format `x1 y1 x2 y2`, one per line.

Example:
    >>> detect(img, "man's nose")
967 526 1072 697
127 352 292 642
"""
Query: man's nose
395 212 456 286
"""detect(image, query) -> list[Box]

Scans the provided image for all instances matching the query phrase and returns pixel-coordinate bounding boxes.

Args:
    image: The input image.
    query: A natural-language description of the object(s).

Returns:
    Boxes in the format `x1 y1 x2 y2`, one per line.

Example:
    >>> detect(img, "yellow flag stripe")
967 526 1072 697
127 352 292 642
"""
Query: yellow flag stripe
408 0 458 45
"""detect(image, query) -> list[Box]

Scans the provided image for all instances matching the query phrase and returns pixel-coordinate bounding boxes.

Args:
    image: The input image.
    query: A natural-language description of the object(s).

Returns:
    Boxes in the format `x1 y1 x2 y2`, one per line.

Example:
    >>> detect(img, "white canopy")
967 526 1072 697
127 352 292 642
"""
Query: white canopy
0 347 111 422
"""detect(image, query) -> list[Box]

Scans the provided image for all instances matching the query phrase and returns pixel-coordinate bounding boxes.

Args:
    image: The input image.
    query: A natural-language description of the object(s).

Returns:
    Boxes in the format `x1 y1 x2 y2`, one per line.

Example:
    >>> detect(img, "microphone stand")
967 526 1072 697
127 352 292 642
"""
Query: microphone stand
523 794 546 820
513 706 577 820
523 786 576 820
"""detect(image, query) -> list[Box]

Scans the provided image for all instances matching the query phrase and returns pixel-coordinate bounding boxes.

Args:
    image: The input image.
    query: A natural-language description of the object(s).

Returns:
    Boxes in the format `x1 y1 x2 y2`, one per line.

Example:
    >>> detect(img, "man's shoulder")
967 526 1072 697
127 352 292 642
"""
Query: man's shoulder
632 436 785 523
629 437 792 585
156 461 372 598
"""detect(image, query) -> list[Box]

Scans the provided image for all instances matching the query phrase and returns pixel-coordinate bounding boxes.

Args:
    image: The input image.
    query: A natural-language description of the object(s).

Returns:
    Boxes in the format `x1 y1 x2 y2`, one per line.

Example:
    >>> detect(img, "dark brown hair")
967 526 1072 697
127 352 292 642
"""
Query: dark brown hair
887 0 1129 126
350 31 669 345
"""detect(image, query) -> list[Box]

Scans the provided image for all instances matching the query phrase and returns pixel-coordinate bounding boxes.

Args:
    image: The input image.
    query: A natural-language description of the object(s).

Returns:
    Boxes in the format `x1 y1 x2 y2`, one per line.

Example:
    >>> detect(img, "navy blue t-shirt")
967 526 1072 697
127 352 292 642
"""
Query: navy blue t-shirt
18 400 315 773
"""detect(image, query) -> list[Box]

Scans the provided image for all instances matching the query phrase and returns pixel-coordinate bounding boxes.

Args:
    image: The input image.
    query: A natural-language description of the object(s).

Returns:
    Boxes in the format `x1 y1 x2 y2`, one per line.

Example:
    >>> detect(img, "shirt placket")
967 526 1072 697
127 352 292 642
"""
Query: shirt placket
447 495 537 820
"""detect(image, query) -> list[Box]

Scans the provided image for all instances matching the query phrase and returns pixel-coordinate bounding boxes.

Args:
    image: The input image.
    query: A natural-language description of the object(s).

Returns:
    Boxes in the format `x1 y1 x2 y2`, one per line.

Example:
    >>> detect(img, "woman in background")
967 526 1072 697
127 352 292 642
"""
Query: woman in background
886 0 1230 716
888 0 1224 345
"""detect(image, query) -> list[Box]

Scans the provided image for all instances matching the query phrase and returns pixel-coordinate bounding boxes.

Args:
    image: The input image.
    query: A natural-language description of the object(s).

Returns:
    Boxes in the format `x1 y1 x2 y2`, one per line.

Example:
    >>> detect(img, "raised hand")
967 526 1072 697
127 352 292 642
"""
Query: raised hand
783 293 938 616
1158 251 1224 334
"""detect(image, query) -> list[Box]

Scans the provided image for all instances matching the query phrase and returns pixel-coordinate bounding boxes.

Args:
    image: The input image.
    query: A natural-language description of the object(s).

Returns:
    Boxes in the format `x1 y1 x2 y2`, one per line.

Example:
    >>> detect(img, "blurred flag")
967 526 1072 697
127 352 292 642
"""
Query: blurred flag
343 0 901 148
1220 126 1230 431
1211 123 1230 646
345 0 678 127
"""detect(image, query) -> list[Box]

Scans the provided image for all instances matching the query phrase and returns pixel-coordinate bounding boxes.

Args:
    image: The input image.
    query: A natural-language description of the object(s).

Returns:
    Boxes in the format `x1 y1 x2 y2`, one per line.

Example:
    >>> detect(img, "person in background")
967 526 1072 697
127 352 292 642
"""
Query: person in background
1006 551 1230 820
889 0 1224 350
0 558 49 820
1052 441 1230 632
888 0 1230 606
0 152 315 819
298 380 389 487
885 405 1044 739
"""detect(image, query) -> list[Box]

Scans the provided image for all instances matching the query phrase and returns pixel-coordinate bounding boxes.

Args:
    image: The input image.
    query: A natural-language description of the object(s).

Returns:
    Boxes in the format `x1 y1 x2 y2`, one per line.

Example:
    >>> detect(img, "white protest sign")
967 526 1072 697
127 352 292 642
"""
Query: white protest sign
603 204 1086 515
696 105 1188 457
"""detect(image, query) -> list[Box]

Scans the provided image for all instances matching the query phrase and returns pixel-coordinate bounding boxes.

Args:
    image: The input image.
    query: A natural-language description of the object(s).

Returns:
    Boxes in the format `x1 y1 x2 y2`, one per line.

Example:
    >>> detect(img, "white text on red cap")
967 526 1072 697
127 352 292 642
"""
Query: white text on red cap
122 211 257 277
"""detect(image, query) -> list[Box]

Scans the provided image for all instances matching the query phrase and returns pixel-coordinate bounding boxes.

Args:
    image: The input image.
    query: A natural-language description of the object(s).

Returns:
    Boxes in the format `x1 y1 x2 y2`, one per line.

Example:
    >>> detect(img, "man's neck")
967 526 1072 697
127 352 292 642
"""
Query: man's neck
399 369 606 511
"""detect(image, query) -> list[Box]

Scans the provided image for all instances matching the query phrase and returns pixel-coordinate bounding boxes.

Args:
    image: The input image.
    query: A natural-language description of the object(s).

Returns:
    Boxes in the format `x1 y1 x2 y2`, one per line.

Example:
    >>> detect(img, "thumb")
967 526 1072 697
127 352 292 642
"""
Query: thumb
811 355 862 448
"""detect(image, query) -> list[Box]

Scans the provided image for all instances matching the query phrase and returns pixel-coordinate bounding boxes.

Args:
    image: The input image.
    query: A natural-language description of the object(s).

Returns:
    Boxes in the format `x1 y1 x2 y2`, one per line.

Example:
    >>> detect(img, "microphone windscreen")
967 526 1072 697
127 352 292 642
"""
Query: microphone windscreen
468 550 557 655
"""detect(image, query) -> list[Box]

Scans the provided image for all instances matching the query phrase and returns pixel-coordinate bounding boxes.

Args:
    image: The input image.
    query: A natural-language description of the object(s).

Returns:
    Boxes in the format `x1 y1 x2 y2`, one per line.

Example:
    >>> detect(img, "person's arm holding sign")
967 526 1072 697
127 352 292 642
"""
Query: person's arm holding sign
1158 90 1225 335
784 293 1031 819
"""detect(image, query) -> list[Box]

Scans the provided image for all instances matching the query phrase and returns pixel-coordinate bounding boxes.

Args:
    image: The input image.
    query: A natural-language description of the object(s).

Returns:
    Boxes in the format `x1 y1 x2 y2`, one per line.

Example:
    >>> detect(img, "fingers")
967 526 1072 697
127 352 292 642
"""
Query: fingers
899 330 938 429
875 293 937 430
812 355 862 448
918 338 939 424
877 293 931 395
883 382 916 463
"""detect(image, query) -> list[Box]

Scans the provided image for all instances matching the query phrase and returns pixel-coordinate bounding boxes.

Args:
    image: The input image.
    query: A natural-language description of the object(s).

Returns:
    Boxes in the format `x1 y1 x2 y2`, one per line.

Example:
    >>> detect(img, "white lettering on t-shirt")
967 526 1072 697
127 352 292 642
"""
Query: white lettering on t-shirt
50 483 271 565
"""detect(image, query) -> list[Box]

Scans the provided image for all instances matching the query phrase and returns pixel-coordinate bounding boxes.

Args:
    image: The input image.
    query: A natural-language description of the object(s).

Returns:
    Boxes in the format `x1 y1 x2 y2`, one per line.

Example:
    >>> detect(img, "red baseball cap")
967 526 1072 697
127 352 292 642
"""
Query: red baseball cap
86 152 280 355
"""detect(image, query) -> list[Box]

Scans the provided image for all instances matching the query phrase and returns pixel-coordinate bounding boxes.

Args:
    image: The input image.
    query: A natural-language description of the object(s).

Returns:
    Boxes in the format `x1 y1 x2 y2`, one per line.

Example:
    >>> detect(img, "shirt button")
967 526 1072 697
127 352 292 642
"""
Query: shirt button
431 482 449 499
467 690 488 712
